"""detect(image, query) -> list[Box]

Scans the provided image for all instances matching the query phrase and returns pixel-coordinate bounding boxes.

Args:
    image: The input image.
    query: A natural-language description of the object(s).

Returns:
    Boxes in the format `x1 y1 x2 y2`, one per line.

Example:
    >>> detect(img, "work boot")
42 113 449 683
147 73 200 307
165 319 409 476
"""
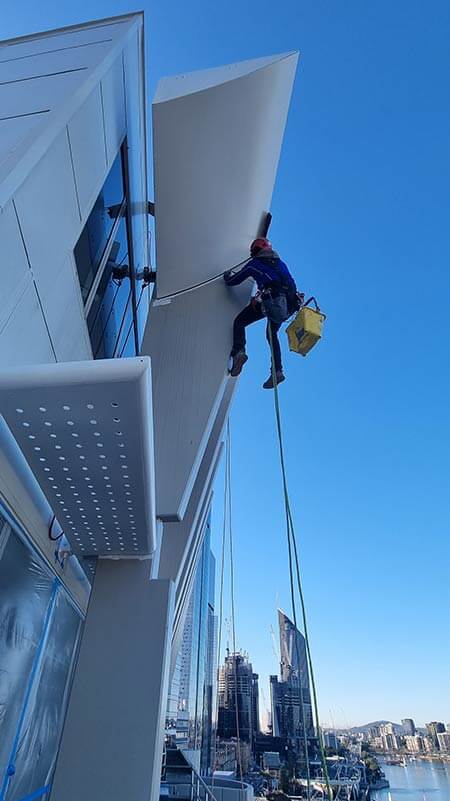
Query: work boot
229 350 248 377
263 370 285 389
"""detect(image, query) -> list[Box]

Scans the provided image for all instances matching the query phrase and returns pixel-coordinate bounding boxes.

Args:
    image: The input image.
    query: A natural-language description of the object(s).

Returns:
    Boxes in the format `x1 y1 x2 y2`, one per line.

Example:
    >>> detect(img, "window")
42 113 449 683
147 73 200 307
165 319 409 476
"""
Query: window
74 151 125 303
74 143 145 360
0 513 82 801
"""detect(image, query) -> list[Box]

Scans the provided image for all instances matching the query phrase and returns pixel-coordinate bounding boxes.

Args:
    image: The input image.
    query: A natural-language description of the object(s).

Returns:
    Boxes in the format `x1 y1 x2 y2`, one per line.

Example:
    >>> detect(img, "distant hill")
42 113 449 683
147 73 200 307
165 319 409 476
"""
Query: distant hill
349 721 404 735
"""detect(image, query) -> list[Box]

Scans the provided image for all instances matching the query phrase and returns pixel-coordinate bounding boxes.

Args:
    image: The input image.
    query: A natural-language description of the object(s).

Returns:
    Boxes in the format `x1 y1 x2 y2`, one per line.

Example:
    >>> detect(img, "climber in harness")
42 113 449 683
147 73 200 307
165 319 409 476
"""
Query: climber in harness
224 237 302 388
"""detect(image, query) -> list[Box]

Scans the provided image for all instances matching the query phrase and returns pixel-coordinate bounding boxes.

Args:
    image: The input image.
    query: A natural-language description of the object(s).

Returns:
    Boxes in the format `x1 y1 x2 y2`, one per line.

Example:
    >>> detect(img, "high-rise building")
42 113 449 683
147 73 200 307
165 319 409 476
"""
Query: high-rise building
380 723 395 736
437 732 450 753
324 732 339 751
404 735 424 753
0 12 297 801
270 611 314 750
279 609 309 685
217 652 260 748
426 722 445 749
402 718 416 736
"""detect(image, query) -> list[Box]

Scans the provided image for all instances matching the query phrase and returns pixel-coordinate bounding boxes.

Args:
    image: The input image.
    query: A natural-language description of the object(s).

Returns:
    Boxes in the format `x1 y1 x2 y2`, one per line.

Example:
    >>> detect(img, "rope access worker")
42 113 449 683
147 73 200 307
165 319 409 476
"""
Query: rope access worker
224 237 302 389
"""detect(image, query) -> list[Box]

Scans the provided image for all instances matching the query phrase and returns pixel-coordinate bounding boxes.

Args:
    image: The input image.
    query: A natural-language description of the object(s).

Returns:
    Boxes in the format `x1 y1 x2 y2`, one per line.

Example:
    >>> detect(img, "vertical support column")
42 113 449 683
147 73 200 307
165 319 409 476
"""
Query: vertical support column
50 559 174 801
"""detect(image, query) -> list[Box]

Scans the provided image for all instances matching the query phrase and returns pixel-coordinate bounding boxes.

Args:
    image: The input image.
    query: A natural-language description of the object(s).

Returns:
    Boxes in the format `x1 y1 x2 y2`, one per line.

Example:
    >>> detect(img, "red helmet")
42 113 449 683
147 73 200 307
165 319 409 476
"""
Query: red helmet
250 237 272 256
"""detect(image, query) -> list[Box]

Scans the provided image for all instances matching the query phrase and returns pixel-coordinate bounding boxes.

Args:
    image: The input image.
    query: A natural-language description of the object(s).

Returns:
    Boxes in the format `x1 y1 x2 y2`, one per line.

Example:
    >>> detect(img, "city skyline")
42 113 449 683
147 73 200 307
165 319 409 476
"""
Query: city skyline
2 0 450 742
215 626 450 732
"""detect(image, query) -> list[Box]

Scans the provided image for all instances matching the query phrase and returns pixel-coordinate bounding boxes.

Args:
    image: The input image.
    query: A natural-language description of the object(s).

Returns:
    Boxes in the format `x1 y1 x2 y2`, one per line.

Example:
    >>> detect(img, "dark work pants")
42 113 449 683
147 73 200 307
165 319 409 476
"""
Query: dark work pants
231 302 283 371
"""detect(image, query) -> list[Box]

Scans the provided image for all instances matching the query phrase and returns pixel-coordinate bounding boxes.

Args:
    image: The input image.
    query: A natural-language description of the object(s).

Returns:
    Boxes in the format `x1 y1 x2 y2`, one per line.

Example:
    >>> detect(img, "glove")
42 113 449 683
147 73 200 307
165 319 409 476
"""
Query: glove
223 270 232 283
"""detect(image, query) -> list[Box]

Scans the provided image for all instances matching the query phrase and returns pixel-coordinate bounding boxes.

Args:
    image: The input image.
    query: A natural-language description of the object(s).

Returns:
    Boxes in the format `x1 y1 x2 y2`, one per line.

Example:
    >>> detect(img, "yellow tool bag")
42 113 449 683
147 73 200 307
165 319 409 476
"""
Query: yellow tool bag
286 297 326 356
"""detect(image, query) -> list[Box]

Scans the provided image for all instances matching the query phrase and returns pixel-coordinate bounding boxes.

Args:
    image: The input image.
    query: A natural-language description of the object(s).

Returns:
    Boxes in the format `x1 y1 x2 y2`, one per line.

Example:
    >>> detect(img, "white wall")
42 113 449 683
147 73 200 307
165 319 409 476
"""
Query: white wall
0 14 146 367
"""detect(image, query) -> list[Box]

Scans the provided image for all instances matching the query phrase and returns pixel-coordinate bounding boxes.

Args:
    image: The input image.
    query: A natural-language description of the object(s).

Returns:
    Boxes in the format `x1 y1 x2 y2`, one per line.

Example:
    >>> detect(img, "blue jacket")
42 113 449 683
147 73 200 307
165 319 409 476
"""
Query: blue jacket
224 249 296 294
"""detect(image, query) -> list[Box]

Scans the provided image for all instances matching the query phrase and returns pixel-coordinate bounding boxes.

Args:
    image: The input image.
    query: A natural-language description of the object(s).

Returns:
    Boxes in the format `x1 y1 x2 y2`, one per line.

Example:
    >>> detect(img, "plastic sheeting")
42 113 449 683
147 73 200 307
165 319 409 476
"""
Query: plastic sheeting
0 513 82 801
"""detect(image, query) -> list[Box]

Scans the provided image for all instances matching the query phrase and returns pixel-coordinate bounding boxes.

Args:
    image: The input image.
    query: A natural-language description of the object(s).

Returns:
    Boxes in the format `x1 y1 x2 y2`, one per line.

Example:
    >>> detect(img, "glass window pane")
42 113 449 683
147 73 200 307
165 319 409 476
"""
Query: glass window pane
74 151 125 302
6 590 81 801
86 217 138 359
0 521 54 785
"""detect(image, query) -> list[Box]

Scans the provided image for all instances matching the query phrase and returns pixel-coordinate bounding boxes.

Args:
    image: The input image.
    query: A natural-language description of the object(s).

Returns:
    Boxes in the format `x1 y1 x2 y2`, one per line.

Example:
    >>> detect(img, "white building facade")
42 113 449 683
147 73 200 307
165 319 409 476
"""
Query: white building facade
0 13 297 801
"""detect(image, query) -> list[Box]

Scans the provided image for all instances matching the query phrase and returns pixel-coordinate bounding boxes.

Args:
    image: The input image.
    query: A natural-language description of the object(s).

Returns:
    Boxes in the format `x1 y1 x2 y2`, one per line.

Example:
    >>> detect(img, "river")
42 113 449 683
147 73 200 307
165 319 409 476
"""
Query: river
371 759 450 801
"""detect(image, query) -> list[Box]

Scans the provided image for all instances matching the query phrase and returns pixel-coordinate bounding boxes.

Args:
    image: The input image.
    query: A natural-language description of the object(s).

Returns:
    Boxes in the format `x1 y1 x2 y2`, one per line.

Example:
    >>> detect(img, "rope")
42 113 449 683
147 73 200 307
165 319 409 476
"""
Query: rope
267 323 332 801
155 258 249 302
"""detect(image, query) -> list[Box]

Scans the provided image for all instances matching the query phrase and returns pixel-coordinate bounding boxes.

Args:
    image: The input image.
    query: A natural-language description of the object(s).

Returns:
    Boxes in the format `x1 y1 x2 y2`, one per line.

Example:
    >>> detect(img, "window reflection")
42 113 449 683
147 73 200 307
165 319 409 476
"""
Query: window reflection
74 152 125 303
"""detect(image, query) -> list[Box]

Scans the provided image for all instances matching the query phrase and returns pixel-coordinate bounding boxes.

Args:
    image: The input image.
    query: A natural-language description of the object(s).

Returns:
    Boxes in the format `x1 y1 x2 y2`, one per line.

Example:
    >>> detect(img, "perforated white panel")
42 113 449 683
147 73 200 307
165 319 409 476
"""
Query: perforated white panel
0 357 155 558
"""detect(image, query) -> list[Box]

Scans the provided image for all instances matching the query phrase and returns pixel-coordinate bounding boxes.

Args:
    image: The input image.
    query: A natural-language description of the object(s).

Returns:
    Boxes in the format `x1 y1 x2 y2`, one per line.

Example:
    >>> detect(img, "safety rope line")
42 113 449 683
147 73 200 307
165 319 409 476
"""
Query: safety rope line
284 496 312 799
267 323 332 801
226 421 244 790
155 258 249 302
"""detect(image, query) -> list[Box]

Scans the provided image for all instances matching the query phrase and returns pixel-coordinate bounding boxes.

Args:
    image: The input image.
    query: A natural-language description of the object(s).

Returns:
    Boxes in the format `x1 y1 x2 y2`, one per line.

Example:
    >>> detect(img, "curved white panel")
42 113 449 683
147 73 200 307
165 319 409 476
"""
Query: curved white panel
152 51 298 298
141 277 249 521
158 379 234 589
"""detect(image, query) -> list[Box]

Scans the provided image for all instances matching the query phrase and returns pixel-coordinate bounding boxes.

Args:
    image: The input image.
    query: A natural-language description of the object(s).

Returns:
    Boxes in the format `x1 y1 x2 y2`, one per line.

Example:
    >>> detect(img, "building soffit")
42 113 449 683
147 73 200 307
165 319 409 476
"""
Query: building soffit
0 357 156 560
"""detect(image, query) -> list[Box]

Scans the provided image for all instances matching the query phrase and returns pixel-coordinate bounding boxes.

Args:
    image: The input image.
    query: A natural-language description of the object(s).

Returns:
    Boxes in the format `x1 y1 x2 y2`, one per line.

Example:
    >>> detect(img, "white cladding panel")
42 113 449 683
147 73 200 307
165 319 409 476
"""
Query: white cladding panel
14 129 81 270
0 281 55 366
152 52 298 298
37 254 92 363
0 39 115 83
0 201 31 332
158 380 234 588
0 114 48 170
68 86 107 217
0 71 91 120
101 55 126 164
141 278 249 521
153 53 293 103
0 20 131 63
122 29 149 280
0 15 139 206
0 15 147 369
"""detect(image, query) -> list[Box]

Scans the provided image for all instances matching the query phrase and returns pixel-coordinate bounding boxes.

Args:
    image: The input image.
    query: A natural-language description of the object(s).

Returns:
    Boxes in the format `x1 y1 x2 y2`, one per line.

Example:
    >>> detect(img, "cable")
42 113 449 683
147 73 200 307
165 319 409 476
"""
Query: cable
118 283 148 358
267 323 332 801
155 258 250 302
48 514 63 542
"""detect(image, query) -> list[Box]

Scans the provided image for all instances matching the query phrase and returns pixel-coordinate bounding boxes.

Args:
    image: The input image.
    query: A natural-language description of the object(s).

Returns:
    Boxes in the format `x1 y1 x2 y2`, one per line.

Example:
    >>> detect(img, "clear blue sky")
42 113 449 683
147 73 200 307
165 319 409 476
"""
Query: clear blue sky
4 0 450 728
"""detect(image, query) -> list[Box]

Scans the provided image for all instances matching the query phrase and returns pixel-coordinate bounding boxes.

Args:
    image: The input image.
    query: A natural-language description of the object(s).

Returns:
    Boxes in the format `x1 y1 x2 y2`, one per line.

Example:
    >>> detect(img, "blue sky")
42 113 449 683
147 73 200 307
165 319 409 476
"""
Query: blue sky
4 0 450 728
